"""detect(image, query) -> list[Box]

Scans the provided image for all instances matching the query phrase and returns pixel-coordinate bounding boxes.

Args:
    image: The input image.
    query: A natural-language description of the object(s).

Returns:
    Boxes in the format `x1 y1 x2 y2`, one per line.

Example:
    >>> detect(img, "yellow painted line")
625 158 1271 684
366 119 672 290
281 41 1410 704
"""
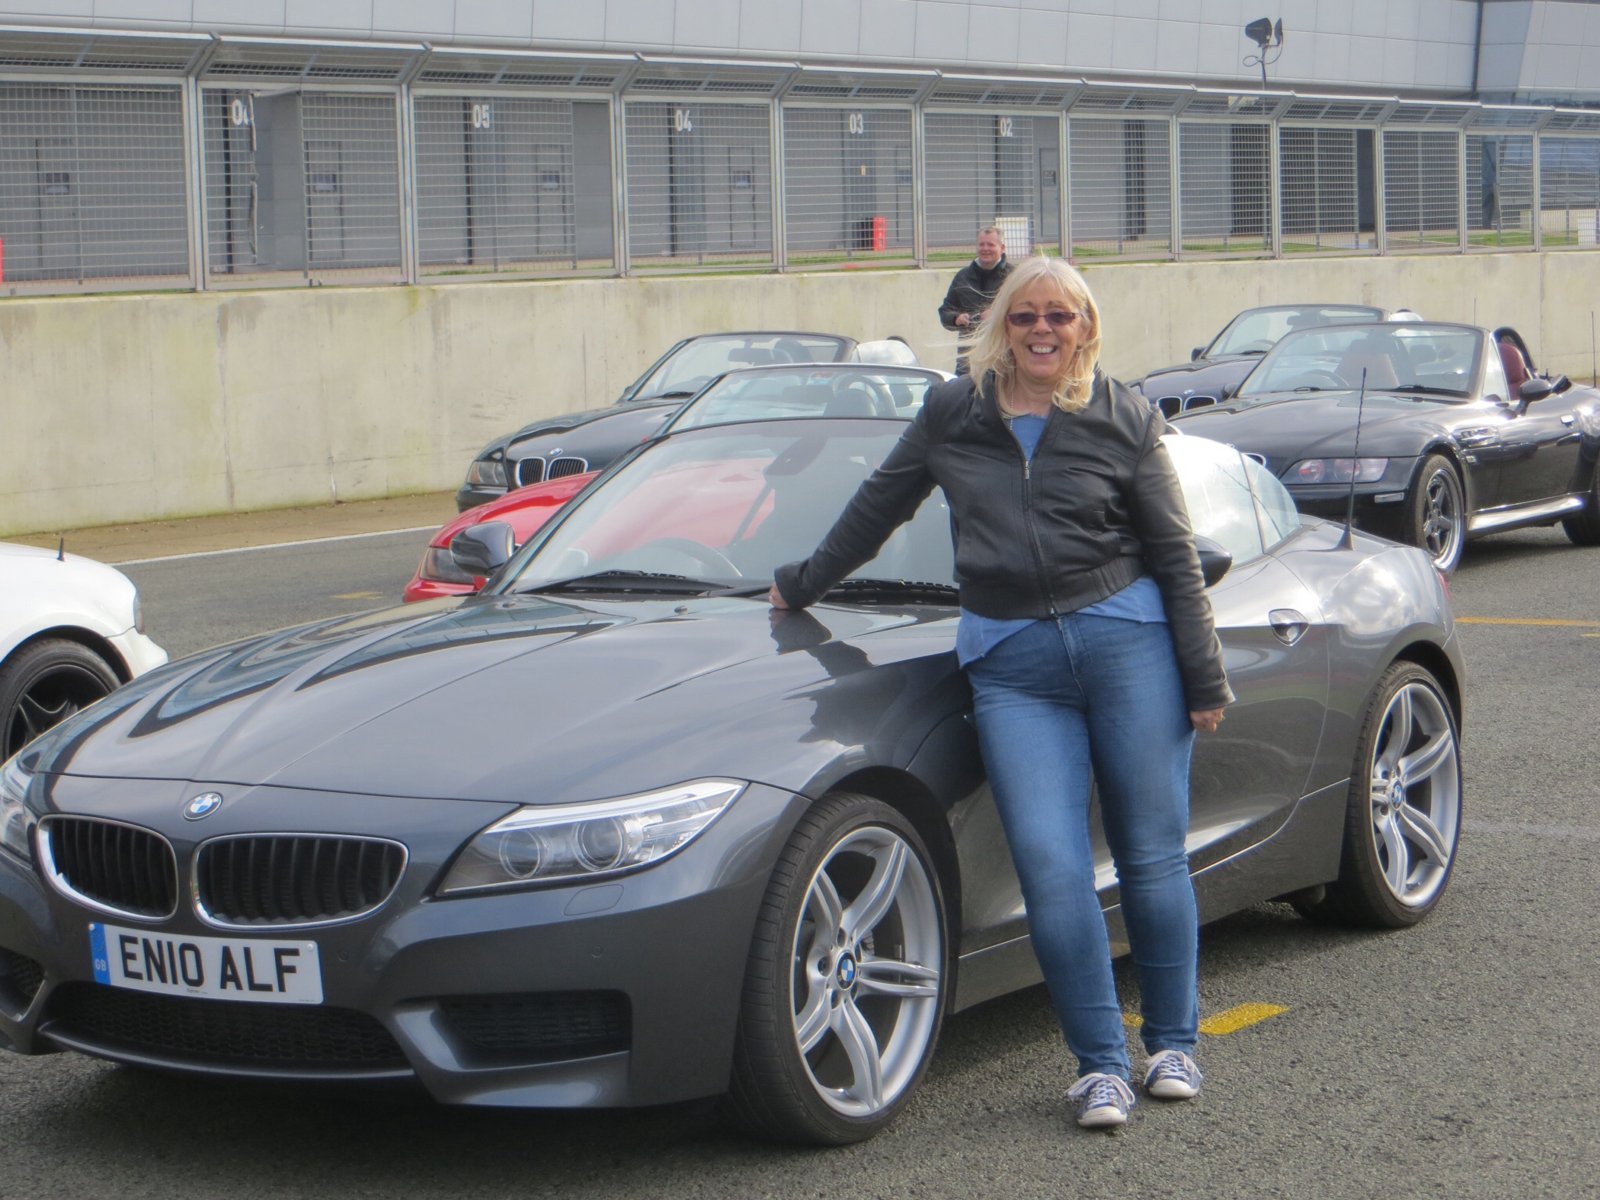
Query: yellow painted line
1123 1002 1289 1035
1199 1003 1289 1035
332 591 384 600
1456 616 1600 628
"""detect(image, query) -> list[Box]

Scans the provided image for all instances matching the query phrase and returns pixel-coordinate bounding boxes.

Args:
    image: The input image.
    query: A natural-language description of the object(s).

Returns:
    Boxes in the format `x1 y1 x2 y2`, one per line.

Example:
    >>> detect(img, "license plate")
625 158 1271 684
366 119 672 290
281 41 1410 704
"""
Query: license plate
90 923 323 1005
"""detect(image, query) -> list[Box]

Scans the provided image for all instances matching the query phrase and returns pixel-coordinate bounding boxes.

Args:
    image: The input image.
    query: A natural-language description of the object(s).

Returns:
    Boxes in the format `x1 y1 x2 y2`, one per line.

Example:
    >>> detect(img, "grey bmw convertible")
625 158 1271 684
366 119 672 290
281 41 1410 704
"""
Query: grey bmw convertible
0 415 1464 1144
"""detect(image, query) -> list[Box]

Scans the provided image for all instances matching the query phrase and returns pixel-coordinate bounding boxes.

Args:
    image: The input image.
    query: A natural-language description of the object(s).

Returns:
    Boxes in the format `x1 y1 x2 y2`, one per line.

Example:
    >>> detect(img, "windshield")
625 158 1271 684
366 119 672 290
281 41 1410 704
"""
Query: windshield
666 367 939 431
503 422 955 594
1236 324 1480 398
1206 305 1384 357
623 334 849 401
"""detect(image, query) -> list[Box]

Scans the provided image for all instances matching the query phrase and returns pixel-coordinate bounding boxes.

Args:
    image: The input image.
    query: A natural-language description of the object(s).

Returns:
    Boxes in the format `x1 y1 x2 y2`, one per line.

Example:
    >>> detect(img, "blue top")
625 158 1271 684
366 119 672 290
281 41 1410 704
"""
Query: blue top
954 412 1167 667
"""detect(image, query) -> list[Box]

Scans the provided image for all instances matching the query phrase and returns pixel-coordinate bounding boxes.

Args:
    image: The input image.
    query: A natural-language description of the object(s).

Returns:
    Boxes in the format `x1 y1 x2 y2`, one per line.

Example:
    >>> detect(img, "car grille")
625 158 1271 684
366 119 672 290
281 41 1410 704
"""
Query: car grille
195 835 406 927
547 457 589 479
514 456 589 487
1154 394 1218 418
0 948 45 1006
41 983 409 1070
40 817 179 920
438 990 630 1063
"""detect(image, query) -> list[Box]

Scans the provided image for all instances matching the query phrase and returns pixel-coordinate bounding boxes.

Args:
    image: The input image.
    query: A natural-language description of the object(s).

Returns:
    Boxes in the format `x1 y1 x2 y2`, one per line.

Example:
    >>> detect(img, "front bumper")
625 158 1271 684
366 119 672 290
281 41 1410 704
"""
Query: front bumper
0 778 805 1108
1287 486 1411 543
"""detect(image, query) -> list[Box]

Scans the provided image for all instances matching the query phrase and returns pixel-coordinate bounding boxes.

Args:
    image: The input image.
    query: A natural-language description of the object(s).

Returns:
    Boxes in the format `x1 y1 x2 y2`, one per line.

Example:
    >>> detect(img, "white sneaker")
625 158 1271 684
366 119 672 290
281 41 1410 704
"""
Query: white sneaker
1142 1049 1203 1100
1067 1072 1136 1128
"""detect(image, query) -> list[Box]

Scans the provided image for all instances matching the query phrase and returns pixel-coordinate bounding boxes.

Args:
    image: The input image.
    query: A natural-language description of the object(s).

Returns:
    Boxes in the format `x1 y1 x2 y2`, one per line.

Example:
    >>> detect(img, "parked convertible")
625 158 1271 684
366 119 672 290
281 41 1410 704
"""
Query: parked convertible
414 362 947 599
1133 303 1414 418
1168 320 1600 571
1 420 1464 1146
455 331 919 510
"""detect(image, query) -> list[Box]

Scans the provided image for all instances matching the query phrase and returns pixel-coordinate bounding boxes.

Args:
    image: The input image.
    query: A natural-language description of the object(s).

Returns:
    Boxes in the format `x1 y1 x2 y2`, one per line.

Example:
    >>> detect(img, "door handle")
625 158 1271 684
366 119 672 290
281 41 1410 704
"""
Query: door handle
1268 608 1309 646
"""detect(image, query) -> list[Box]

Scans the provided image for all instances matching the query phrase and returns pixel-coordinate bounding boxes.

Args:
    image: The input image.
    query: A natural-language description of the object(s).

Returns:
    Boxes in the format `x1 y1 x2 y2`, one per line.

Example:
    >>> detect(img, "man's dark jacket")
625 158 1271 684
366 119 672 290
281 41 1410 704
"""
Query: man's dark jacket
938 256 1011 329
774 370 1234 711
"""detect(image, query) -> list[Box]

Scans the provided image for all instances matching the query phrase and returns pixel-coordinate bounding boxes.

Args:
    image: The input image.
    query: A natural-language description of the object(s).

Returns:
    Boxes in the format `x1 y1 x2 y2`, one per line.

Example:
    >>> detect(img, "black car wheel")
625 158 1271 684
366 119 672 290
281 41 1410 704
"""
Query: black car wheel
1294 662 1462 929
727 792 947 1144
1403 454 1466 573
1560 466 1600 546
0 638 121 759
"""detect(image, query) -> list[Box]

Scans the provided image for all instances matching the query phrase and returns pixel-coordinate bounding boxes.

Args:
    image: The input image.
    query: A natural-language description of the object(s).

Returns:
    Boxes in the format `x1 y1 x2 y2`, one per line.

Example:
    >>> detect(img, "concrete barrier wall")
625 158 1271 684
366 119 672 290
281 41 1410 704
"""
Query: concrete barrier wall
4 252 1597 536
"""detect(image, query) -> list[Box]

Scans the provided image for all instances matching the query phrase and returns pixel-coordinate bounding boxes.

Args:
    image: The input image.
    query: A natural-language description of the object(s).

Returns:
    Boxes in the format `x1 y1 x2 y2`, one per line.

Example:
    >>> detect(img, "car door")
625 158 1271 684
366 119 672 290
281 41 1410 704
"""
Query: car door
1086 441 1331 898
1494 389 1590 507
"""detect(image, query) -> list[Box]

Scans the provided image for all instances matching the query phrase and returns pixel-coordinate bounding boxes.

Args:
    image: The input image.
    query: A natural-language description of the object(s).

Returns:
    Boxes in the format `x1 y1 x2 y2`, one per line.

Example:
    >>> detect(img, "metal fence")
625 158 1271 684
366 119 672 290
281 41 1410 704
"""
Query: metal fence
6 30 1600 295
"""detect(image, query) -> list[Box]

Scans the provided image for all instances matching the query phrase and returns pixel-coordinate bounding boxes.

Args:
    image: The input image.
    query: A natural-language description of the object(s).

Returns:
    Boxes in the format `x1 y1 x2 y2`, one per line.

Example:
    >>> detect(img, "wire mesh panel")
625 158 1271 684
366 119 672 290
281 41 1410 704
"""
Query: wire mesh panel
1279 125 1374 254
202 88 402 286
623 101 773 269
1177 121 1271 257
0 83 188 290
1537 135 1600 249
1067 117 1173 260
415 96 614 276
1465 133 1534 249
782 105 913 266
923 112 1058 261
1382 129 1461 253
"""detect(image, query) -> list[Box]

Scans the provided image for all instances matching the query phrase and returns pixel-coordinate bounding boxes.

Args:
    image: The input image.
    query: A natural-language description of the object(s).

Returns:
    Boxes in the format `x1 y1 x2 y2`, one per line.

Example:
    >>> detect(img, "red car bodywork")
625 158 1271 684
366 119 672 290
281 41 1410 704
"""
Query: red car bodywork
402 473 596 602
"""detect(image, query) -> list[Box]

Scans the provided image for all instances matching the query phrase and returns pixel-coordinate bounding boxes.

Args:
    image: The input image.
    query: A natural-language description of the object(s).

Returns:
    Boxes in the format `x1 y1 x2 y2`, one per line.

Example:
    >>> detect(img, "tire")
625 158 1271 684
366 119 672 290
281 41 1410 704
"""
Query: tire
1402 454 1466 574
1293 662 1462 929
1560 465 1600 546
0 638 122 760
725 792 949 1145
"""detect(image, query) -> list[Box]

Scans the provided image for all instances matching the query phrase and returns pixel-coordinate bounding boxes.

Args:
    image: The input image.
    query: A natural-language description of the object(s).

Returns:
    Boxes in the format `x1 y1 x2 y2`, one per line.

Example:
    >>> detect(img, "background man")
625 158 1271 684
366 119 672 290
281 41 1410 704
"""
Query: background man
938 226 1011 373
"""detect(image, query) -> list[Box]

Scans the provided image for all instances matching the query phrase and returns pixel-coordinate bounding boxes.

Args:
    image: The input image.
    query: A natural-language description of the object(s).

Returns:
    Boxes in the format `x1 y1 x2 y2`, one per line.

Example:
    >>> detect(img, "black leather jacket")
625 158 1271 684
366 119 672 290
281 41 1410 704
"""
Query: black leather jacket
937 257 1011 329
774 370 1234 711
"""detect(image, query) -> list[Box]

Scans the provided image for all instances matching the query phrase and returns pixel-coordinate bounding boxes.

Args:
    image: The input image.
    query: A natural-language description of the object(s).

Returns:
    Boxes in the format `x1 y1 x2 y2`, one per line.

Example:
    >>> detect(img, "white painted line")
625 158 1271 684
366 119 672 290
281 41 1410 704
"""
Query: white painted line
113 525 439 567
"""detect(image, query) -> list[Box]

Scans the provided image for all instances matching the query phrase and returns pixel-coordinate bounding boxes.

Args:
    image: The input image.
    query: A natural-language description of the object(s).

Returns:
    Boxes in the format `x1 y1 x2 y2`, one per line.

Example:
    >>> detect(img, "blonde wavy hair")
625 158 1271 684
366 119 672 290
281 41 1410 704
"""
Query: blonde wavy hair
963 255 1102 413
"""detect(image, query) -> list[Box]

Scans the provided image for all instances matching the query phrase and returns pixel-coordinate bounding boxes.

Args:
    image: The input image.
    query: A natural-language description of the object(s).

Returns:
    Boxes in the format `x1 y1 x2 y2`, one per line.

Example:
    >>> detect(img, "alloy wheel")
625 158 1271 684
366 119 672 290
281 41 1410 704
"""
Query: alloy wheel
1418 465 1464 571
1365 680 1461 910
789 825 943 1118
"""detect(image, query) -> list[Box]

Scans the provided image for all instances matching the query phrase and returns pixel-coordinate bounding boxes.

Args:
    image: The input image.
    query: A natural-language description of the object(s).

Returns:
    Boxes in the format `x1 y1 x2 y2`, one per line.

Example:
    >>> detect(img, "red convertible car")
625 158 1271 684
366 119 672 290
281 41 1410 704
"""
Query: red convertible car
404 473 595 602
407 361 949 601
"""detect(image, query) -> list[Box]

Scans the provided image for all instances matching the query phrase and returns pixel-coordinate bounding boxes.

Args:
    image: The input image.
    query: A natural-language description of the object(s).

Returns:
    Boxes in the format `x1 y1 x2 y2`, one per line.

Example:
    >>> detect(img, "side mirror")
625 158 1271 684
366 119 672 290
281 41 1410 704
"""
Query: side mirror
1191 346 1206 361
1518 376 1558 406
450 521 516 579
1192 534 1233 588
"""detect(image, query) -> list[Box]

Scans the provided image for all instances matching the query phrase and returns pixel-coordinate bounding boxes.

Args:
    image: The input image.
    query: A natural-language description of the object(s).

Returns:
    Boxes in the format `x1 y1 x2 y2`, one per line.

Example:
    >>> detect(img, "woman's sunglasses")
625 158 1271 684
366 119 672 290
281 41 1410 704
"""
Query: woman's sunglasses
1004 310 1082 329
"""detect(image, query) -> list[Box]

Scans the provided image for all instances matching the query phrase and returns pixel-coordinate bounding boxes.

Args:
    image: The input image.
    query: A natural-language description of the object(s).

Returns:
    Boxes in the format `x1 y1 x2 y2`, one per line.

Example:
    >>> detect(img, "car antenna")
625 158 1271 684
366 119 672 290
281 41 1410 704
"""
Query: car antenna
57 536 65 562
1338 368 1368 551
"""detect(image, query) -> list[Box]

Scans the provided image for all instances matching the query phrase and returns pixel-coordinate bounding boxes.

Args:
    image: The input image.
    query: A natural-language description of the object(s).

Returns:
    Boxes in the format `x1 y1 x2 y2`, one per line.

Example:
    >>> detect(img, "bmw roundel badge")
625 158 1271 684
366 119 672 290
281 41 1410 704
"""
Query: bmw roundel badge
184 792 224 820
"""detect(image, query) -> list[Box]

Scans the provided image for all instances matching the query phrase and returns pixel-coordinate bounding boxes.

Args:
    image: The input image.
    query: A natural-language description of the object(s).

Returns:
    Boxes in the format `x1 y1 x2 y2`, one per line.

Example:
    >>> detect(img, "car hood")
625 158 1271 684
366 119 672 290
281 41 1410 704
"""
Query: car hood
1168 389 1456 460
26 594 959 806
484 398 686 456
1137 355 1260 396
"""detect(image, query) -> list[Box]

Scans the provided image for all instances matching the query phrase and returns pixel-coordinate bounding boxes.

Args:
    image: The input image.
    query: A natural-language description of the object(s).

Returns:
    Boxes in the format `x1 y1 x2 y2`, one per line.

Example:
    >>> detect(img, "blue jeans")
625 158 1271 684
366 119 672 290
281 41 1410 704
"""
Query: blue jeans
966 614 1199 1080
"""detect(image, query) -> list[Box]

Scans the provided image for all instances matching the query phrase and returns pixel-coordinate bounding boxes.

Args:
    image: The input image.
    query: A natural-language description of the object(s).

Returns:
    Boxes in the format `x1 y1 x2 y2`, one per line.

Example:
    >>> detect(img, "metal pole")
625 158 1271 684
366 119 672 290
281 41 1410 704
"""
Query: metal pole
610 93 630 276
771 97 788 270
182 76 208 290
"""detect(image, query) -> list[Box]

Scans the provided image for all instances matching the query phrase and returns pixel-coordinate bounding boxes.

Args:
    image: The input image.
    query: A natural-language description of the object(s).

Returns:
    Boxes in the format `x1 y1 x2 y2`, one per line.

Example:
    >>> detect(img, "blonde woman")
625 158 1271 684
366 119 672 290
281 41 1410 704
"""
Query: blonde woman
771 255 1231 1130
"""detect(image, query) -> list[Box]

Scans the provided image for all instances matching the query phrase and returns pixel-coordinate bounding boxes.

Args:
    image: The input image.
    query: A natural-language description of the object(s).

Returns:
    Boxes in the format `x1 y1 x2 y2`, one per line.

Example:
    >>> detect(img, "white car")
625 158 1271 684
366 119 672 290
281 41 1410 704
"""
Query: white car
0 542 168 759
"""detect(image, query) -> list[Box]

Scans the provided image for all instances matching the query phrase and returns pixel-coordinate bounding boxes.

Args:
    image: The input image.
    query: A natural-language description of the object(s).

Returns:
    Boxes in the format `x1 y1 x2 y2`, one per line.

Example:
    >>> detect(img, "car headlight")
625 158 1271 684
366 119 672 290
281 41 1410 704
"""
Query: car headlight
437 778 745 896
1288 457 1389 485
419 546 479 586
465 458 508 488
0 755 35 862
